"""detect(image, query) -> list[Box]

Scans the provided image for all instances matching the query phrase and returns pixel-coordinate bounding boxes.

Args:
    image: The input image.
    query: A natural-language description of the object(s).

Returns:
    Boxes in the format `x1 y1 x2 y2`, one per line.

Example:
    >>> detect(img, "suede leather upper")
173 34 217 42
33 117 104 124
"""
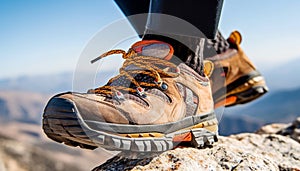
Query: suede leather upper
56 40 214 126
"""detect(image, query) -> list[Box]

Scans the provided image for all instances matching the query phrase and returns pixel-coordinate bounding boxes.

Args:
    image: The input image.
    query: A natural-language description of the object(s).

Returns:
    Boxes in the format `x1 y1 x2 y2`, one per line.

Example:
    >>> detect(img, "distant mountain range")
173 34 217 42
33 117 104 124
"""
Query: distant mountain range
0 70 115 94
0 90 49 124
0 72 72 94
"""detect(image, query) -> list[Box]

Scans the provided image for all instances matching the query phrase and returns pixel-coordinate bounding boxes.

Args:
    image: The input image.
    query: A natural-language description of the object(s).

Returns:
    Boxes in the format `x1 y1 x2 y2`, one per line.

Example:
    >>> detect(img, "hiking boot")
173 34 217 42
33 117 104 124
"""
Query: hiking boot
42 40 218 152
207 31 268 108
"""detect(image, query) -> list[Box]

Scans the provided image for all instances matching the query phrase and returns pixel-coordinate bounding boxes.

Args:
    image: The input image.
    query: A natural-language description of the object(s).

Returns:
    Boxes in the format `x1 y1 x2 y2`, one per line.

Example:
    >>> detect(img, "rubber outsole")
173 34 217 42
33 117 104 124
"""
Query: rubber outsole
226 85 268 107
42 97 218 152
214 74 268 108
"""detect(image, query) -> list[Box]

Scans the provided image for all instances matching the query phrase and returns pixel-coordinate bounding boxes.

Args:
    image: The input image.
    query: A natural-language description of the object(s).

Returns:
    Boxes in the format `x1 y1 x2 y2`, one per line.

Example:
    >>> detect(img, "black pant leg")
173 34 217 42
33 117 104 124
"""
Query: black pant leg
114 0 224 39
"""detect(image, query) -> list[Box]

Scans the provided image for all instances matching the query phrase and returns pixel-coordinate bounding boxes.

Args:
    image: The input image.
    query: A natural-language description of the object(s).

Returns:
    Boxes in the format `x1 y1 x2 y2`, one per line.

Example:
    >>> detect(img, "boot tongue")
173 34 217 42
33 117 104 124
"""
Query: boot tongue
107 40 178 93
131 40 174 60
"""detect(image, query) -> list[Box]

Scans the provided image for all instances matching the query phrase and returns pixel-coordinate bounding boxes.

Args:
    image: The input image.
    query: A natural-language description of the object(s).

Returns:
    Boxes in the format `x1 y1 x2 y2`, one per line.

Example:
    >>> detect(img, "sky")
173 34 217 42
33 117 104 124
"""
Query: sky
1 0 300 79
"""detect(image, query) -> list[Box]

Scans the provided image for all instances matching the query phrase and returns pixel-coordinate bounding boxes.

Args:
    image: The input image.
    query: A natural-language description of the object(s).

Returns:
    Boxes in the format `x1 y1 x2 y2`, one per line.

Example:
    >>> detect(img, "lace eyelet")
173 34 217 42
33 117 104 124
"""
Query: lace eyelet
160 82 168 91
136 87 147 98
175 67 180 73
114 91 125 101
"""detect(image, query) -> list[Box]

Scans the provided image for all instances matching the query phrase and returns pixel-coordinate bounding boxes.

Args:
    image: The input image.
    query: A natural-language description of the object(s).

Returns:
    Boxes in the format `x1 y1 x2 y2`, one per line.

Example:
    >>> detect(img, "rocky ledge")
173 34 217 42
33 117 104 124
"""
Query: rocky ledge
93 117 300 171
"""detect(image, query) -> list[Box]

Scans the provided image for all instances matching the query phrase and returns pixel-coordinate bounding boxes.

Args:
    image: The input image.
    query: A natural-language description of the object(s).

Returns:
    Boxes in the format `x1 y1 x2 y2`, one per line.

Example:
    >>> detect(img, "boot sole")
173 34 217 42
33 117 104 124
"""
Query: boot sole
43 97 218 152
214 71 268 108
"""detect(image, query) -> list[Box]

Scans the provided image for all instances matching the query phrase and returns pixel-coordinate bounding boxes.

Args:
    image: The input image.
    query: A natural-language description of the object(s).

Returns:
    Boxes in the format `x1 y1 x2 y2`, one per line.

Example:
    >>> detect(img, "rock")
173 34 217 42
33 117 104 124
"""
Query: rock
93 118 300 171
256 123 288 134
257 117 300 143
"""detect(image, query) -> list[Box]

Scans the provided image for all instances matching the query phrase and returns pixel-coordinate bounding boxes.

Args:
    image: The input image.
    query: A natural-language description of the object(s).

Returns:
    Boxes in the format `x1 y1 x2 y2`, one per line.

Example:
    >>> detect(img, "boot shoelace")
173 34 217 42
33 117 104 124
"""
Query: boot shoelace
90 48 179 99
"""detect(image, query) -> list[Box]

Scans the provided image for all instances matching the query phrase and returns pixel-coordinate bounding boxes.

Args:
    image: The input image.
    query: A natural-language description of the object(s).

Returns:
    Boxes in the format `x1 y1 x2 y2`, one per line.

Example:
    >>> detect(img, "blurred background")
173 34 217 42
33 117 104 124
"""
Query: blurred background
0 0 300 170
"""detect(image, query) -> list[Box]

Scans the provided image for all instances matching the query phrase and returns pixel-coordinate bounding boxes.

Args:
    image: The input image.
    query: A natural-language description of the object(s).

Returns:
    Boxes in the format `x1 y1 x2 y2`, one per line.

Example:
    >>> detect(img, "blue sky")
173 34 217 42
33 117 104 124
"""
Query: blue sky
1 0 300 79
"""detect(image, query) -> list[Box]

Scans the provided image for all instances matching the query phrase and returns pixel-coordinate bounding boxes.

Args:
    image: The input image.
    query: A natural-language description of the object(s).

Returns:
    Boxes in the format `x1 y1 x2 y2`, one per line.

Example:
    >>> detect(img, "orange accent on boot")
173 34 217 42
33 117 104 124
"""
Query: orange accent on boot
203 60 214 77
228 30 242 45
119 132 164 138
214 99 226 109
225 96 237 106
173 132 192 142
214 96 237 108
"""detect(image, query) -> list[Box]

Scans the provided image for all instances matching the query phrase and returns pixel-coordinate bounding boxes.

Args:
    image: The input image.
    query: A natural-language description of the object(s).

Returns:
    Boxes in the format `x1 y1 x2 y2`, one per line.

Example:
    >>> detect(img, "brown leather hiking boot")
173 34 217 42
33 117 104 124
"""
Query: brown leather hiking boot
207 31 268 108
42 40 218 152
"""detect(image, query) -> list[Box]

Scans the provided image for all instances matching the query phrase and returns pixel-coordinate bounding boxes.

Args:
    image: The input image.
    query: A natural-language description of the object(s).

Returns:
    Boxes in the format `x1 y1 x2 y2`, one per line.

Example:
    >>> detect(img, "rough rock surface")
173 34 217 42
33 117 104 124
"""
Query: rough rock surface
257 117 300 143
93 118 300 171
